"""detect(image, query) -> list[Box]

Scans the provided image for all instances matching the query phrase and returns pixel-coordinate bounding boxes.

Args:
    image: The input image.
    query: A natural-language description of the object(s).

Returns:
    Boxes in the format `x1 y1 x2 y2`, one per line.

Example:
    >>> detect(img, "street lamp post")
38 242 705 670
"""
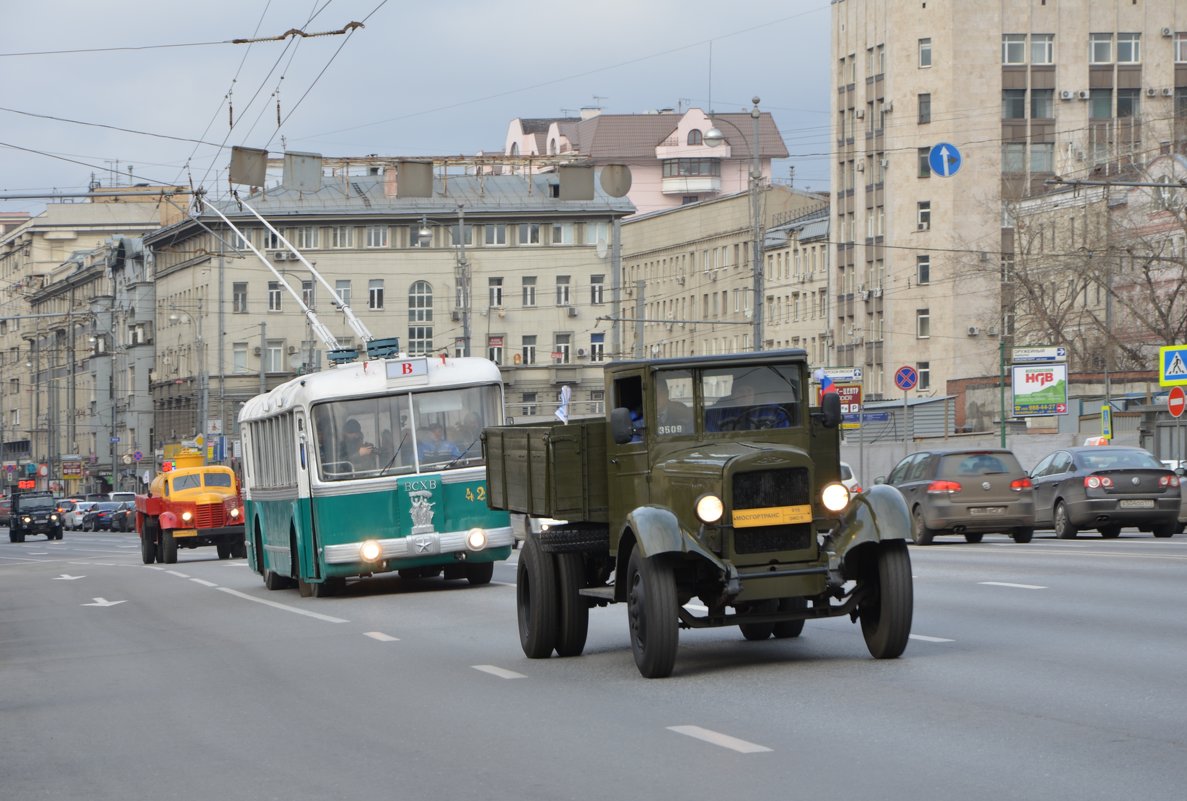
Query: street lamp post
705 96 765 351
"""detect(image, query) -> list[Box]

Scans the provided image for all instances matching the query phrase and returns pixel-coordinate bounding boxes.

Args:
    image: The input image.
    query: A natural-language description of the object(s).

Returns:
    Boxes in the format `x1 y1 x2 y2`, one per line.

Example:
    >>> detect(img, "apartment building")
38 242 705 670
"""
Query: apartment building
831 0 1187 412
504 105 788 216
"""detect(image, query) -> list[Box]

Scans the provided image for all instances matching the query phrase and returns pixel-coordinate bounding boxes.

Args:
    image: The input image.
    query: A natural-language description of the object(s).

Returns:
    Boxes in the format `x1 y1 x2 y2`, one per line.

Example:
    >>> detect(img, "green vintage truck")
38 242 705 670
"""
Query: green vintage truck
484 350 914 678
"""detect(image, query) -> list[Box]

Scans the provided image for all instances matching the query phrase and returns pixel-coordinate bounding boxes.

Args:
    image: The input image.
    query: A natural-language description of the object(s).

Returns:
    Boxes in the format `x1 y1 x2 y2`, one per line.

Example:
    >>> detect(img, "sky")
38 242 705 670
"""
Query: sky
0 1 833 214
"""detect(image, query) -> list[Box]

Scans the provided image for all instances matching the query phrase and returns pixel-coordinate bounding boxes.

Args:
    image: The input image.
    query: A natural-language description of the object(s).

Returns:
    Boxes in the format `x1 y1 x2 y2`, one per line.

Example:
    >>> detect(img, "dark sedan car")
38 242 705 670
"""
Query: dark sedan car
81 501 122 531
881 448 1035 545
108 501 136 532
1030 446 1180 538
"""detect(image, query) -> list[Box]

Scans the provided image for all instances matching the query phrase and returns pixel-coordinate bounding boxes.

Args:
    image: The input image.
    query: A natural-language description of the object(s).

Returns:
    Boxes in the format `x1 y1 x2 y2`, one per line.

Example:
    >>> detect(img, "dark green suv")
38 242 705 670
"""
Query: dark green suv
10 491 64 542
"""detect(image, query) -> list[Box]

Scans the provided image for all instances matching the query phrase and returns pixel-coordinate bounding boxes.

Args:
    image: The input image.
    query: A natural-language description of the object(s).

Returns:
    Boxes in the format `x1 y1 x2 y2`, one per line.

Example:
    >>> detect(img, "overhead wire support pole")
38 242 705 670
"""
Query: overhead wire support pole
195 195 348 358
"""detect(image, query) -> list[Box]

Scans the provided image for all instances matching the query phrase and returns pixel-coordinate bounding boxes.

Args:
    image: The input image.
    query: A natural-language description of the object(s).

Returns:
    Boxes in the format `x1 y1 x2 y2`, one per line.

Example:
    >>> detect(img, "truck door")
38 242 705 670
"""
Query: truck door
608 372 650 525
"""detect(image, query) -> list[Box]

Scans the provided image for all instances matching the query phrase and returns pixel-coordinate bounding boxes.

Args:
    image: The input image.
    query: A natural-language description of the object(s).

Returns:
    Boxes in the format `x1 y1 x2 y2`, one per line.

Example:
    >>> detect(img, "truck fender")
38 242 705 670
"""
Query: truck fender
159 510 180 531
830 484 911 557
624 505 726 569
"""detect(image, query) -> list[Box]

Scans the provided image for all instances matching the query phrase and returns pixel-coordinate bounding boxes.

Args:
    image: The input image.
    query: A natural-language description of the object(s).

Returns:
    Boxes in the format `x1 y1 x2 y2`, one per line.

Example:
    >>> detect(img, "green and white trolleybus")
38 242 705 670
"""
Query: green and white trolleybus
238 354 513 596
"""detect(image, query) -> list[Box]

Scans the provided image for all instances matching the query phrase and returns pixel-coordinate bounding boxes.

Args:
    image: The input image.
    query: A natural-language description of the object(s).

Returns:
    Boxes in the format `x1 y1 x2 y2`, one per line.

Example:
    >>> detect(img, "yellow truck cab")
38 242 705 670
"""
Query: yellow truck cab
135 450 246 564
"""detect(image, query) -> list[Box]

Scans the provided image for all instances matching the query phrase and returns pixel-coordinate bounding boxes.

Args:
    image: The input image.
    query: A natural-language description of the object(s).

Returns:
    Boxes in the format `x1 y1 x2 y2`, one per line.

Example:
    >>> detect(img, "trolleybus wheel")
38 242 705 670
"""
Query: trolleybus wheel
465 561 494 586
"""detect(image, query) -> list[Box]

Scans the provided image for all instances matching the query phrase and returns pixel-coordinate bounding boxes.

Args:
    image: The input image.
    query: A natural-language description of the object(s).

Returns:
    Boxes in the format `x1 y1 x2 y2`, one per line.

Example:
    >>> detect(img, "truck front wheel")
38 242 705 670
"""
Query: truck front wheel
859 541 913 659
626 549 679 678
160 530 178 564
517 535 558 659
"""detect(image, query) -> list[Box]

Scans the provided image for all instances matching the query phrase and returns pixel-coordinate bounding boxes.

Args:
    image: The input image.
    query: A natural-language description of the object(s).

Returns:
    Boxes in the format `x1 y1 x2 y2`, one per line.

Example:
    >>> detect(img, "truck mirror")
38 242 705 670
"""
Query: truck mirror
819 392 842 428
610 407 635 444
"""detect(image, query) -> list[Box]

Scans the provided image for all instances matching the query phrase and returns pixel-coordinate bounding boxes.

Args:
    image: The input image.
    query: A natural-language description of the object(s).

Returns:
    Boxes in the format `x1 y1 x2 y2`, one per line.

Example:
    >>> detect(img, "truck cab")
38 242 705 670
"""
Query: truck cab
485 350 914 678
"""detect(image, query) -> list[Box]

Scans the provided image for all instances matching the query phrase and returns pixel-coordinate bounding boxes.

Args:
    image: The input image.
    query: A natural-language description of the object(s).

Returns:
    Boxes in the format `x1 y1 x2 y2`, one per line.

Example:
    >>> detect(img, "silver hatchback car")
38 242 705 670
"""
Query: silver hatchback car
881 448 1035 545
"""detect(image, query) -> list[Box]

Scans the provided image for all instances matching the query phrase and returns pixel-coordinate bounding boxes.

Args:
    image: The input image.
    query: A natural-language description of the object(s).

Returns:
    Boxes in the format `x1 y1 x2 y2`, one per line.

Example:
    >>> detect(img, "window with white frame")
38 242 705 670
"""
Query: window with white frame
918 38 932 68
917 255 931 285
554 333 571 364
1116 32 1140 63
555 275 571 306
918 362 931 390
410 224 431 248
551 222 574 245
487 336 504 365
1002 89 1026 119
522 392 537 416
449 224 473 246
407 280 433 355
917 201 931 231
1002 34 1026 64
265 340 284 372
1090 33 1112 64
1031 34 1054 64
302 280 314 308
330 226 353 248
522 276 537 307
583 221 608 246
233 343 248 373
365 225 388 248
268 281 282 312
590 274 604 305
233 282 248 313
265 230 281 249
296 226 318 249
590 332 605 362
489 277 503 308
484 224 508 246
916 309 930 338
369 278 384 310
1177 33 1187 63
335 279 351 308
918 92 931 124
522 335 536 366
518 223 542 245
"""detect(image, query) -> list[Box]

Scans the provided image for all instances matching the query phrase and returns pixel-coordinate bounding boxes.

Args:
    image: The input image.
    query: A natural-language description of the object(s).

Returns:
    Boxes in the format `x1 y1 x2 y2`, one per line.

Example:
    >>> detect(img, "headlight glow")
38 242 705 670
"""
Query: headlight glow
229 507 240 519
466 528 488 550
181 511 193 522
50 514 59 521
821 482 850 512
695 494 724 524
359 539 382 562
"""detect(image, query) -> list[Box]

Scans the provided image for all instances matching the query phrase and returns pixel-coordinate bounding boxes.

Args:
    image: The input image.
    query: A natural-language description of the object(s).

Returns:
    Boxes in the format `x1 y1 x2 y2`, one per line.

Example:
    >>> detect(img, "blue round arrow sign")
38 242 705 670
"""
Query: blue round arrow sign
928 142 962 177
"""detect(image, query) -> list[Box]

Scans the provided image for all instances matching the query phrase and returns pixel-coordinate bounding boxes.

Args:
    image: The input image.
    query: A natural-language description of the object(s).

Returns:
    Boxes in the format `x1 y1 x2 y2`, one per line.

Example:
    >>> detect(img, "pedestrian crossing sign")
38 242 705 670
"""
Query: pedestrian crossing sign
1159 345 1187 386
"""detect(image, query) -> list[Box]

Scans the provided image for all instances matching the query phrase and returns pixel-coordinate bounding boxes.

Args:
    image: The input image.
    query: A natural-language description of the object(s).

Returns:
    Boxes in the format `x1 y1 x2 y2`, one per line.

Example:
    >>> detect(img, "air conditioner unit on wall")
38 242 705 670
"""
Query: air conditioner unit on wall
271 251 288 261
967 326 980 336
567 306 578 318
1162 27 1174 37
855 108 865 119
1146 87 1158 97
1059 90 1075 101
1078 90 1091 100
1163 88 1174 97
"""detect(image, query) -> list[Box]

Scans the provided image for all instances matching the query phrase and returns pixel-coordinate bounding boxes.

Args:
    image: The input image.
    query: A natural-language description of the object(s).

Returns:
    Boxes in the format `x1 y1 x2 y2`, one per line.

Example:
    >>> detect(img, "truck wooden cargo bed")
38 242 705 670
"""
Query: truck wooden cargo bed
483 419 609 523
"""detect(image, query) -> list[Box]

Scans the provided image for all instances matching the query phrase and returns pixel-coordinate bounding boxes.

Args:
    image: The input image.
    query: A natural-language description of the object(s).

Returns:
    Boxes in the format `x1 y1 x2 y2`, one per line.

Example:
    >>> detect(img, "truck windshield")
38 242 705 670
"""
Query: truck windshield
703 365 801 432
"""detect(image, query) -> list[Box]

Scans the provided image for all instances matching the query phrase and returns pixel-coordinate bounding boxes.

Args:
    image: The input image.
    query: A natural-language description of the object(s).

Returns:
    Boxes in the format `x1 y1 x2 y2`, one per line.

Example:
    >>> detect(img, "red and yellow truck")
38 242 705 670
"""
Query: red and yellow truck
136 450 246 564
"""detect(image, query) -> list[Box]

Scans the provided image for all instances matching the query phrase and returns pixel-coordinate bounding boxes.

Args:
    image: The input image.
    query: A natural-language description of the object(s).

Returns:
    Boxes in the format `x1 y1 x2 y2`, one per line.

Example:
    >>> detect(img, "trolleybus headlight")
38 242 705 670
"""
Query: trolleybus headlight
821 482 850 512
466 528 488 551
359 539 382 562
695 494 724 525
181 511 193 523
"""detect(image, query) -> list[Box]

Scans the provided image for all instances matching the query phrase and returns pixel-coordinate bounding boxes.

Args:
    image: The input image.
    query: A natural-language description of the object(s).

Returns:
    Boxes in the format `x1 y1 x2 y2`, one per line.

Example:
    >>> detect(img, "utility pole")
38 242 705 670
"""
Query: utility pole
454 203 471 356
749 97 764 352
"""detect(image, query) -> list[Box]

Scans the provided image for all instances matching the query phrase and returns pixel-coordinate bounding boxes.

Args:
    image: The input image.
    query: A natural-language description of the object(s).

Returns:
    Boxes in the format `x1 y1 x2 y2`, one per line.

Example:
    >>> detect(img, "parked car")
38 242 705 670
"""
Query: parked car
0 496 11 527
840 461 862 494
108 501 136 532
1030 446 1180 538
880 448 1035 545
67 501 96 530
80 501 121 531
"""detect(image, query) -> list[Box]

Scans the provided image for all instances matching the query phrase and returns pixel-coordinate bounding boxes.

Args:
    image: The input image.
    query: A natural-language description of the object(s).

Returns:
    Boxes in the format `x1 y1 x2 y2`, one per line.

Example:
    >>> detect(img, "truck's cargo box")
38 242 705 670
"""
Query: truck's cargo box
484 419 609 522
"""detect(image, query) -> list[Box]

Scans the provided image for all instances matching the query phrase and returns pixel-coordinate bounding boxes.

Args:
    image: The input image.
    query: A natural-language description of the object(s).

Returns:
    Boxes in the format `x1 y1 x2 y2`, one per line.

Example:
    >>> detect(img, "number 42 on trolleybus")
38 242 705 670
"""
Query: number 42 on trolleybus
237 353 514 596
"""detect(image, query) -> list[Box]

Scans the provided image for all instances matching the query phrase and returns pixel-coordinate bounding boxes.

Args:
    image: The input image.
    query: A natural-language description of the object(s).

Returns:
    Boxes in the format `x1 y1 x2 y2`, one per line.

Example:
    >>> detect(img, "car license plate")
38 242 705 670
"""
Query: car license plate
969 506 1005 515
1119 499 1154 509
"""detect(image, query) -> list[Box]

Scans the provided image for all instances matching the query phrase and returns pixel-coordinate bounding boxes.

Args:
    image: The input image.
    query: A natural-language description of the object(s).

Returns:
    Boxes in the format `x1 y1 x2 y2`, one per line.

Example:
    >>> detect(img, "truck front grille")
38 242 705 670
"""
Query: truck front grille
731 468 812 555
195 504 228 528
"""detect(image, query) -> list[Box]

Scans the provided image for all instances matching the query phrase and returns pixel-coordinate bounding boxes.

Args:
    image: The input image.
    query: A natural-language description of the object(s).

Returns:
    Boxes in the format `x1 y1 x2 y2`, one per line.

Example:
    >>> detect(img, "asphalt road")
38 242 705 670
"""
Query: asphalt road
2 528 1186 801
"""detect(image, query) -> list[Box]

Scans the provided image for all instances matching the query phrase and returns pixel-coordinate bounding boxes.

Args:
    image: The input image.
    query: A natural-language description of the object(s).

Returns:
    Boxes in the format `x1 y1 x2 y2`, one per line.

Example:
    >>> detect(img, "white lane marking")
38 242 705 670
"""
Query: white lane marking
54 574 85 580
29 552 49 556
82 597 126 607
979 581 1046 590
667 725 772 754
166 570 190 578
910 634 955 643
472 665 527 680
190 578 219 588
364 631 399 642
216 587 349 623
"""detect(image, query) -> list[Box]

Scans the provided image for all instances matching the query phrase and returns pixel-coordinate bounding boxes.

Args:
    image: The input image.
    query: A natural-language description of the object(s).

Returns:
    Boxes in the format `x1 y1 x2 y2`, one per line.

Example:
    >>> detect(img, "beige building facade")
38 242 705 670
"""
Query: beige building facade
831 0 1187 411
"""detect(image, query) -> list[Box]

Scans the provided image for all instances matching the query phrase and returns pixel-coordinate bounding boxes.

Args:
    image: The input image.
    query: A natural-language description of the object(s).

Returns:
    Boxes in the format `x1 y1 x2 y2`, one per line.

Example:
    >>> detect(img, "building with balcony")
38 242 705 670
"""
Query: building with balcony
504 106 788 216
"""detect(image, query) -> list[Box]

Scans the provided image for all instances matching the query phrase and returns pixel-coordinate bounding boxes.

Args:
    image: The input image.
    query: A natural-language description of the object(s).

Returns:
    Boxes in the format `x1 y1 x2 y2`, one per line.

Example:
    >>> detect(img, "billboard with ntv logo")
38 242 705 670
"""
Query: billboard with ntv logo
1011 364 1068 417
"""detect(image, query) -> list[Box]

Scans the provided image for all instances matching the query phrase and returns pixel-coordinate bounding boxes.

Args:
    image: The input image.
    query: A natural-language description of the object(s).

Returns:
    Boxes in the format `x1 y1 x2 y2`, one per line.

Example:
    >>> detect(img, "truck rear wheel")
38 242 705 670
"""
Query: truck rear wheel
553 551 589 657
626 549 679 678
859 541 913 659
517 535 558 659
738 599 777 641
773 597 807 639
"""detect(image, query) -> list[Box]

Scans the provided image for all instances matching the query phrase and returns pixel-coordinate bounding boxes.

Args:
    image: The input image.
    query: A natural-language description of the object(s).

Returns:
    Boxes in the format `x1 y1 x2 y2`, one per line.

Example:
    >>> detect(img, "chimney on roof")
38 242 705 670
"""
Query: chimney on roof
580 107 602 120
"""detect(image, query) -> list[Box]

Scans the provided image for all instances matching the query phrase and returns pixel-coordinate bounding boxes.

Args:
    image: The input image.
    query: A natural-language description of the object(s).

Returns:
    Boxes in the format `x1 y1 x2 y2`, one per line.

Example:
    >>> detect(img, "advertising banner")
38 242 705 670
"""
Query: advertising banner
1011 363 1068 416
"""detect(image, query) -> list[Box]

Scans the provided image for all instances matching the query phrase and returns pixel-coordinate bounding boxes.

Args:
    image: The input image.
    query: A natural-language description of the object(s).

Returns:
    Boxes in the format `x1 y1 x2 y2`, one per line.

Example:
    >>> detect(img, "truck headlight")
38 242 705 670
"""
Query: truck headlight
466 528 488 550
359 539 382 562
695 494 724 524
821 482 850 512
181 511 193 523
229 507 240 519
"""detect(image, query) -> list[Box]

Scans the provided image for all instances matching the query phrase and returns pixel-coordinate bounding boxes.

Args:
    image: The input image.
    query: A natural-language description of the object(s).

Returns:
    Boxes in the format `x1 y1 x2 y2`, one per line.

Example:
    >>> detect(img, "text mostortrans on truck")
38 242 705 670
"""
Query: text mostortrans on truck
484 349 915 678
238 353 513 597
136 450 246 564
